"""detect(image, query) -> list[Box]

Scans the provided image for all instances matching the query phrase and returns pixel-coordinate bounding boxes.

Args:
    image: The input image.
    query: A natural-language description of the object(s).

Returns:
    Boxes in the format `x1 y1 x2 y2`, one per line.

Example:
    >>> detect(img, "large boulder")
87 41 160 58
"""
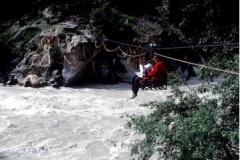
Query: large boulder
22 74 45 88
6 21 134 87
61 34 89 84
5 9 148 88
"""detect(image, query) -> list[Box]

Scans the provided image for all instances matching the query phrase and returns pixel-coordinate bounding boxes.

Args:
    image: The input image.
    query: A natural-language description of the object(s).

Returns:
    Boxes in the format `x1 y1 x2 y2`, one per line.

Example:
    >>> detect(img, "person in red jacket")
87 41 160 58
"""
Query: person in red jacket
143 55 167 82
129 54 167 99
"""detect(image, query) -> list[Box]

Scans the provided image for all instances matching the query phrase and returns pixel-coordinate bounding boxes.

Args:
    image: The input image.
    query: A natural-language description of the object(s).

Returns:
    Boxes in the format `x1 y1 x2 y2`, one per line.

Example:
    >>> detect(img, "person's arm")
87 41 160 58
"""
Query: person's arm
146 63 160 77
143 62 167 81
143 63 153 74
143 64 158 81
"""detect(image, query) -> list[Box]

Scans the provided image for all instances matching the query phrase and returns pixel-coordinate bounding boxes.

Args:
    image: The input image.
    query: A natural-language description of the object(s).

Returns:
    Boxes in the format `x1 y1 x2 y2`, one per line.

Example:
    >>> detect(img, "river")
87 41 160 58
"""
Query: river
0 82 176 160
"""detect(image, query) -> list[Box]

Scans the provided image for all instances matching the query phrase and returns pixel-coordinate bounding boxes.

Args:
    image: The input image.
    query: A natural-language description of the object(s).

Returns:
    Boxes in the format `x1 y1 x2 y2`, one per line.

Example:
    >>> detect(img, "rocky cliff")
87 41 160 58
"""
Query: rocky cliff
1 0 237 87
4 8 143 87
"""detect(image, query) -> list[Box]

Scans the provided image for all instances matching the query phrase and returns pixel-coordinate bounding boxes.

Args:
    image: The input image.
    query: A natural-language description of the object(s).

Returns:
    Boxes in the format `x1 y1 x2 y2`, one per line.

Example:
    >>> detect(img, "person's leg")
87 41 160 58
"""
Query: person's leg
131 75 138 91
130 77 142 98
133 77 142 95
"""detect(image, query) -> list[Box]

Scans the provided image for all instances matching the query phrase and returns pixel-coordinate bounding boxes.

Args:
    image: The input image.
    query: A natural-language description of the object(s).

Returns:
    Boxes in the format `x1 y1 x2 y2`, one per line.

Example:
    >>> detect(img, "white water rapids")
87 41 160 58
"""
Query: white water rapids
0 79 202 160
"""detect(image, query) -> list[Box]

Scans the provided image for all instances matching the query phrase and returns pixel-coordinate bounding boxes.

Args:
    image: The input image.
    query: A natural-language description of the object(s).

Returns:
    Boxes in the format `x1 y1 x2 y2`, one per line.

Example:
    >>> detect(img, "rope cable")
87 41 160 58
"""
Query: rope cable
102 41 120 52
94 40 103 48
154 43 239 50
94 37 239 75
118 47 147 58
101 40 147 57
155 53 239 75
97 37 146 49
171 74 202 100
98 37 238 50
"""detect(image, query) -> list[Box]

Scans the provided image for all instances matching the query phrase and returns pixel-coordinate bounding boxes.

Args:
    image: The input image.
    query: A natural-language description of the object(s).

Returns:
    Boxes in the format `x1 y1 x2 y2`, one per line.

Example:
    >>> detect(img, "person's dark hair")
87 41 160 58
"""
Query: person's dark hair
153 55 160 60
144 55 150 60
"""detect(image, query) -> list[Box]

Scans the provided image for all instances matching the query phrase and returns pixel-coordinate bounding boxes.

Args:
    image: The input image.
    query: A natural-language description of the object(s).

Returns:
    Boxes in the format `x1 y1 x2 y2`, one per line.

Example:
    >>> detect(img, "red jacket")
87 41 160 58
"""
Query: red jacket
143 61 167 82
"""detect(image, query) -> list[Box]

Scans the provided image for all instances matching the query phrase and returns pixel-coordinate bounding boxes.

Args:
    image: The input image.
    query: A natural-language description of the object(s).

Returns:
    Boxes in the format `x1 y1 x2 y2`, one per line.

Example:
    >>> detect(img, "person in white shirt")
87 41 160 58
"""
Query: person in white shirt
130 56 153 99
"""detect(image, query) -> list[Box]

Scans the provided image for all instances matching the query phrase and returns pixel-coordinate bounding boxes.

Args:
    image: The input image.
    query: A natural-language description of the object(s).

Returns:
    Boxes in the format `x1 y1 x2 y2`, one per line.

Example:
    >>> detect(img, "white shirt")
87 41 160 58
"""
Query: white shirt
135 62 153 77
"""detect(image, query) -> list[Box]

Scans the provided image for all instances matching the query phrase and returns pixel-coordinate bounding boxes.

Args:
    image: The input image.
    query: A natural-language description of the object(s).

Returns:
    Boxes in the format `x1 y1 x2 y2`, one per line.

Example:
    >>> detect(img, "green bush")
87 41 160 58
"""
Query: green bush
167 71 185 86
198 53 239 80
0 31 15 43
127 55 239 160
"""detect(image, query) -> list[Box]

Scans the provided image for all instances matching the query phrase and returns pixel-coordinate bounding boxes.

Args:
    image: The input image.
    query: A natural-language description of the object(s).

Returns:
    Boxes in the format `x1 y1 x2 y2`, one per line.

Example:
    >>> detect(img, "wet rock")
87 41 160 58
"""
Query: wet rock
22 74 45 88
6 74 18 85
48 70 65 88
10 58 22 68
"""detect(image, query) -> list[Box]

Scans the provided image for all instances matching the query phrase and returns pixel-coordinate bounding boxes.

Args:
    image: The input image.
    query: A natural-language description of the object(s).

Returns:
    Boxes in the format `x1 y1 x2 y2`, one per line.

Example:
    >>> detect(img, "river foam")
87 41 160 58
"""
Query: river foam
0 83 173 160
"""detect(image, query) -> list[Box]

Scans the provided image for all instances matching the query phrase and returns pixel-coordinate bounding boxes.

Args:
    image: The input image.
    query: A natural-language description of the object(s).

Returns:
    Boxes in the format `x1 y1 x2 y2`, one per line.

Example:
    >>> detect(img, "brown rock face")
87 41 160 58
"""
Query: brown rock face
22 74 45 88
8 20 139 88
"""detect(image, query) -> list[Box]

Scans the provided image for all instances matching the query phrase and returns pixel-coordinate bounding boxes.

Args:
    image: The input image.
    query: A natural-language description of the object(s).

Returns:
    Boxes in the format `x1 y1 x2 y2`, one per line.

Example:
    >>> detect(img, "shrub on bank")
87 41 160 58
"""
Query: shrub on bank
127 55 239 160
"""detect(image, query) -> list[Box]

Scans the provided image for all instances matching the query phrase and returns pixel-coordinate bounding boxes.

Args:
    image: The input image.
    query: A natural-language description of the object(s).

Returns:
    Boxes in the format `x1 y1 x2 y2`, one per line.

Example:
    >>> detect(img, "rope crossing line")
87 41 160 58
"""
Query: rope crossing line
95 40 147 58
118 47 147 58
94 41 103 48
154 43 239 50
97 37 147 49
94 38 239 75
155 53 239 75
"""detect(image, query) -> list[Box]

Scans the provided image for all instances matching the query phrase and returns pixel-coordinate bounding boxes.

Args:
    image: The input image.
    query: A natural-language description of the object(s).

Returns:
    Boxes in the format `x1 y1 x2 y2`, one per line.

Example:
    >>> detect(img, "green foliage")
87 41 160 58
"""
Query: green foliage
161 0 239 45
118 14 139 26
57 32 66 40
89 2 111 21
89 2 138 41
167 71 185 86
154 0 239 67
89 2 120 35
127 55 239 159
0 31 15 43
136 30 147 36
0 30 17 70
27 19 42 26
145 23 156 32
22 29 39 45
198 53 239 80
